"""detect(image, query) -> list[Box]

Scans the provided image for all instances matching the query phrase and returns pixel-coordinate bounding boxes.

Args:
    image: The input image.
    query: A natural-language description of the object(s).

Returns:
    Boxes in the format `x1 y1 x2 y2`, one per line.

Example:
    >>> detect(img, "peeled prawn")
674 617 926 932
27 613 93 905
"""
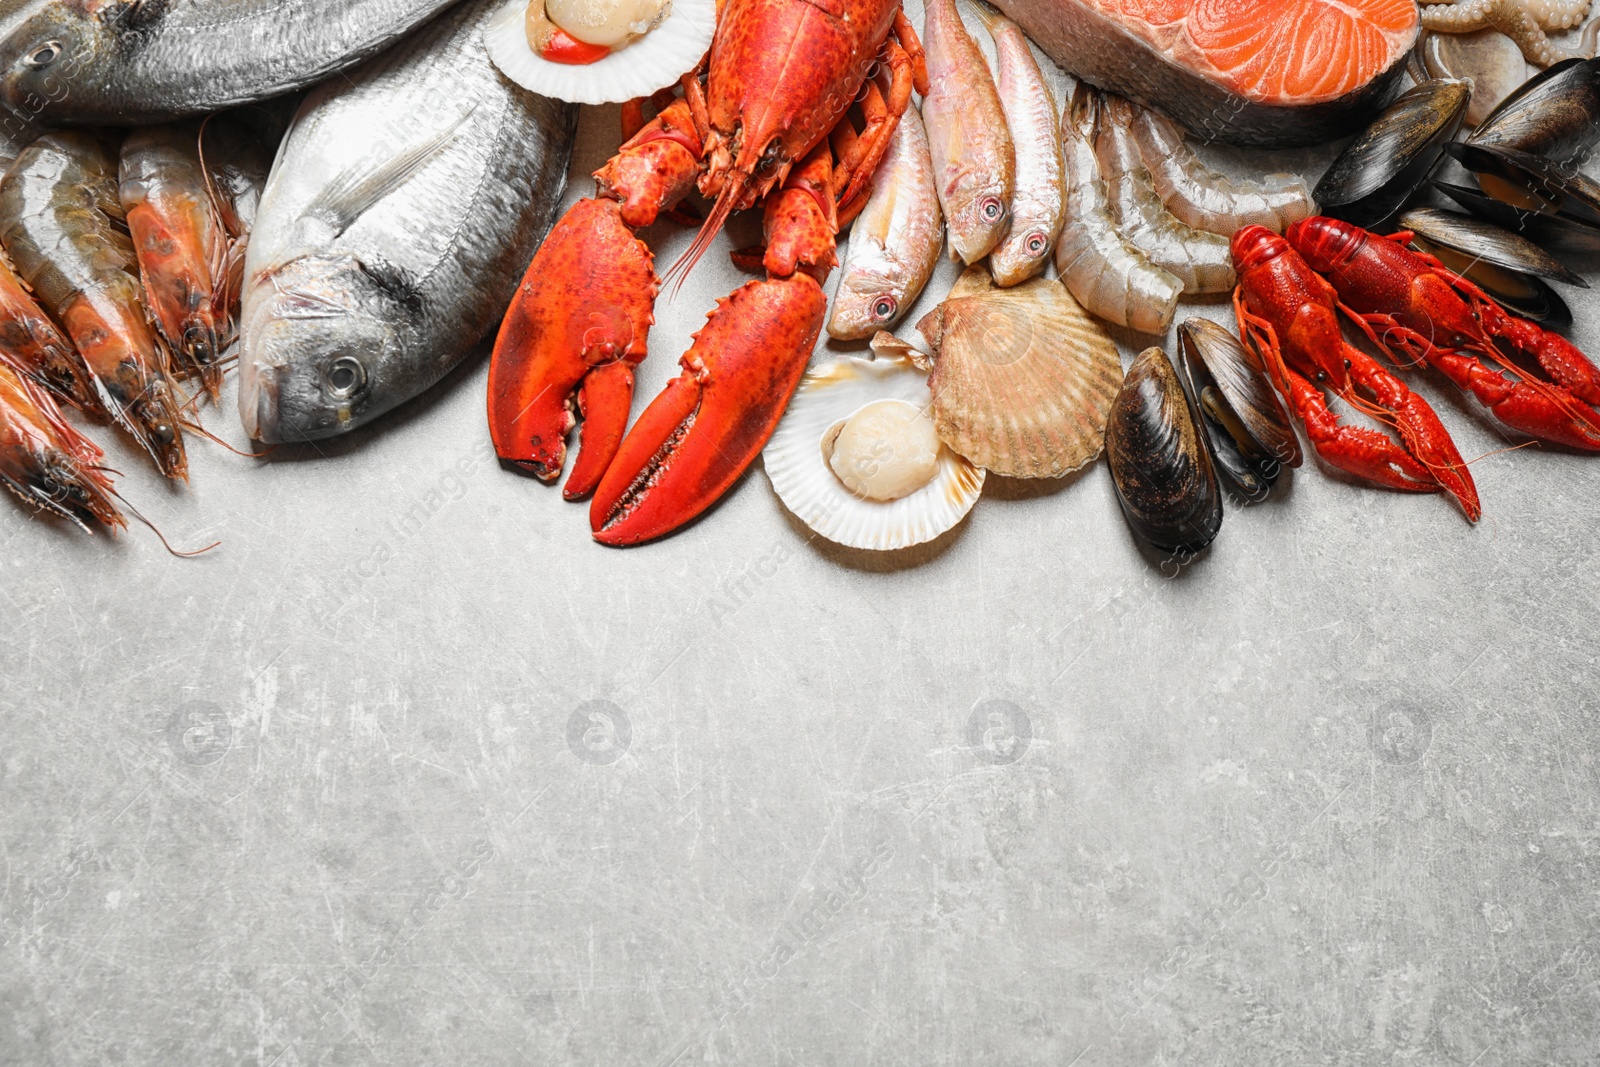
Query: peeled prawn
1093 93 1235 294
1053 76 1181 334
0 357 122 532
1125 102 1315 234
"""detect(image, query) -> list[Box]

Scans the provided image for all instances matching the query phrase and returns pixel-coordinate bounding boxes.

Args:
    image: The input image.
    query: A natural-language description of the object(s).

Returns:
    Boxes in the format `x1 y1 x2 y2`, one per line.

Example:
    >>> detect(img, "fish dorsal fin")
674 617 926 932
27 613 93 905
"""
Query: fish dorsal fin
304 105 478 238
101 0 166 33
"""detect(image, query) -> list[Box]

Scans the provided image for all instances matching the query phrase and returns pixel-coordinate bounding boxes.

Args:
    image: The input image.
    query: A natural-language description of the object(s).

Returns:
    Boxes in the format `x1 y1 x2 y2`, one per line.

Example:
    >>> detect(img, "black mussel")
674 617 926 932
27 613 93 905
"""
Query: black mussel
1176 319 1302 502
1468 58 1600 163
1433 180 1600 255
1315 80 1471 227
1444 142 1600 226
1399 207 1588 285
1106 346 1222 555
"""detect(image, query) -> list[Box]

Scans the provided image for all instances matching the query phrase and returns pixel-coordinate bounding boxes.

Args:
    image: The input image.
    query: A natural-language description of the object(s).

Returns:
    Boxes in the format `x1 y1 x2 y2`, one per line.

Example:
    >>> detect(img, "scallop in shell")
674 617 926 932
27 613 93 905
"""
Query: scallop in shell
907 267 1122 479
762 355 984 551
485 0 714 105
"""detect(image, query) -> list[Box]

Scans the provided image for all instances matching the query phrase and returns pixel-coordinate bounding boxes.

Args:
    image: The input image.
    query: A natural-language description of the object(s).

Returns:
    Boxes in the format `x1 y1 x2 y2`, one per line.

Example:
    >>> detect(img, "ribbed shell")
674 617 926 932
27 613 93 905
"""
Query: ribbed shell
918 268 1122 478
762 356 984 551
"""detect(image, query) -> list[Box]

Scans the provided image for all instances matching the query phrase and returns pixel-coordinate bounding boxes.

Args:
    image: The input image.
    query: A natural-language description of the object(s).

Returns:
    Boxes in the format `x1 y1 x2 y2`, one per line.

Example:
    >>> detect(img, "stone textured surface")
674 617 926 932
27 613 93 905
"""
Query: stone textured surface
3 8 1599 1065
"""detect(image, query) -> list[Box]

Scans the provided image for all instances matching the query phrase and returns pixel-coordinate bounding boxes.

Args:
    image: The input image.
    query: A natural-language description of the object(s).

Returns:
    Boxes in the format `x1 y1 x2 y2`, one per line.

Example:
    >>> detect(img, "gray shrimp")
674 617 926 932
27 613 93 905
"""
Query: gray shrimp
1127 102 1315 234
1053 76 1180 335
1093 93 1235 294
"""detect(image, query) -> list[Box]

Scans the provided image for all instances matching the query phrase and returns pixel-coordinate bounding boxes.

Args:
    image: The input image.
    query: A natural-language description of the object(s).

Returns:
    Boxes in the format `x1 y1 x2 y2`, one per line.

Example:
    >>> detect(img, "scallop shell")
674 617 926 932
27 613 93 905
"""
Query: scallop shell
484 0 714 105
915 267 1122 479
762 355 984 551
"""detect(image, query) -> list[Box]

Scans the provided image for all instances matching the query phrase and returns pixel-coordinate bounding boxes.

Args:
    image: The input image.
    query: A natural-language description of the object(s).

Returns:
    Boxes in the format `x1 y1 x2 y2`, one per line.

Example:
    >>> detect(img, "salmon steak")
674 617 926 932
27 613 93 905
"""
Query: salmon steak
992 0 1419 147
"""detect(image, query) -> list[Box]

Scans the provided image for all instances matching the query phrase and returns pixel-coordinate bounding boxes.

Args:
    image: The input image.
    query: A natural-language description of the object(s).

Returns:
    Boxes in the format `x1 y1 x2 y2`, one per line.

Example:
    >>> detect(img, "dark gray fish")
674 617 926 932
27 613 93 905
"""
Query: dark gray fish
237 0 576 444
0 0 467 126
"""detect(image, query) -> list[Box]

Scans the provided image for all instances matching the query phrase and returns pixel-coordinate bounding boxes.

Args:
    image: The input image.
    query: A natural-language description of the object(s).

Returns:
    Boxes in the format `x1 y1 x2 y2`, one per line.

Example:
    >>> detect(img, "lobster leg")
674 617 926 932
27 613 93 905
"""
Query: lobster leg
588 148 837 545
486 100 703 499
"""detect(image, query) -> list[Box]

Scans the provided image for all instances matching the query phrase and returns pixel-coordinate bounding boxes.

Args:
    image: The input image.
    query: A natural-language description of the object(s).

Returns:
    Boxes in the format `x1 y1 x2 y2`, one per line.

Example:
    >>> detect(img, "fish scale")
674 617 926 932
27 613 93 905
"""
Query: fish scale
0 0 468 126
237 0 576 444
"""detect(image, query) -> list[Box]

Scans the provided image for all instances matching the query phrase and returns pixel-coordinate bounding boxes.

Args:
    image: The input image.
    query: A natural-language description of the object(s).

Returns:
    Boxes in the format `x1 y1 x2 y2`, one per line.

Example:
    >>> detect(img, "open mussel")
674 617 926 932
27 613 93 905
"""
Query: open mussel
1467 57 1600 161
1433 179 1600 255
1105 346 1222 556
1399 207 1582 326
1175 318 1301 502
1315 79 1470 228
1443 142 1600 227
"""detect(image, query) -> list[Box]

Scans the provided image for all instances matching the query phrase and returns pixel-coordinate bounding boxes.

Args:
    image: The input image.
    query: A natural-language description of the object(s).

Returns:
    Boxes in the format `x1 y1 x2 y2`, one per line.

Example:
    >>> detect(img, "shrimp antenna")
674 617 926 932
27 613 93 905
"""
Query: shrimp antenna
183 418 275 458
105 487 221 558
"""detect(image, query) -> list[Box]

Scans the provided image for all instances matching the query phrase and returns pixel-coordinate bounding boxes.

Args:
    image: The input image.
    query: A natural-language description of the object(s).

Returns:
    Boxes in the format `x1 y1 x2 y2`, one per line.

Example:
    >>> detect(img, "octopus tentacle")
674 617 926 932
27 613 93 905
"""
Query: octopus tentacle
1423 0 1597 66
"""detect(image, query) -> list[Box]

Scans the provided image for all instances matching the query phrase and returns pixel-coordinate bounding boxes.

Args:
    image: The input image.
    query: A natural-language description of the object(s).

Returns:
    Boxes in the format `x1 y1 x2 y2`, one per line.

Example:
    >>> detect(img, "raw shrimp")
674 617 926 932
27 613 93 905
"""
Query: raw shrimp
1094 93 1236 293
0 357 122 532
0 249 91 411
0 132 188 480
120 123 232 392
1053 76 1181 334
1126 102 1315 234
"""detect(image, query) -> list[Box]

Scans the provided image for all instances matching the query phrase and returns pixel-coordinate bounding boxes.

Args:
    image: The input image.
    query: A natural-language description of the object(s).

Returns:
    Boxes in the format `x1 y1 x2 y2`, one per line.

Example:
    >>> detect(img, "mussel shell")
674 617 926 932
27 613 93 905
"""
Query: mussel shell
1468 57 1600 162
1106 347 1222 555
1314 80 1470 227
1433 180 1600 254
1444 142 1600 226
1178 318 1302 467
1407 233 1574 327
1175 319 1300 502
1398 207 1588 286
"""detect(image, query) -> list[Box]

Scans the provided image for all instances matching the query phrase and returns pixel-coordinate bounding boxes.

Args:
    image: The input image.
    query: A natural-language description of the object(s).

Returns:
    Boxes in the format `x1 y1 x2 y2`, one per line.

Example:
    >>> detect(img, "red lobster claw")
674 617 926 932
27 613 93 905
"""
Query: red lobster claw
589 274 826 545
487 198 656 500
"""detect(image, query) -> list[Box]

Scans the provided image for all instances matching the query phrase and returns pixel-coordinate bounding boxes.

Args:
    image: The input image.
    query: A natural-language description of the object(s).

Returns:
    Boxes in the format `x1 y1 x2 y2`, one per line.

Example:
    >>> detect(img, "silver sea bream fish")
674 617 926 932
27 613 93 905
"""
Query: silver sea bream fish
827 106 943 341
237 0 576 444
0 0 467 125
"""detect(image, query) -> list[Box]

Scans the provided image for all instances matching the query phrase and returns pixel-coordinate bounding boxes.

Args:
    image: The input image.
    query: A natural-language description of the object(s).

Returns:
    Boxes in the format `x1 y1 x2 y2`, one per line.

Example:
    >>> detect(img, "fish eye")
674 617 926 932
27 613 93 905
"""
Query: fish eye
871 295 897 321
326 356 366 396
1024 232 1047 256
25 41 61 68
980 197 1003 222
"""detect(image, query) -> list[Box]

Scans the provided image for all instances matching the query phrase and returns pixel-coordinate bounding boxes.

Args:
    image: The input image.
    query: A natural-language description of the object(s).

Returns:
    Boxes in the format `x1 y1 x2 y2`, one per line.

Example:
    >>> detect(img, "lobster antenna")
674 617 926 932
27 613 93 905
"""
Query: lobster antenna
663 177 741 293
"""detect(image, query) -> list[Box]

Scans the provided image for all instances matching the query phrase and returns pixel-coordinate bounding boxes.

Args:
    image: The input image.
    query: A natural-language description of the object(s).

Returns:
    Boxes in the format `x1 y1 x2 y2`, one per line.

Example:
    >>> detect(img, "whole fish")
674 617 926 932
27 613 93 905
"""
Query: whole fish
973 2 1063 287
922 0 1015 264
0 0 467 126
238 0 576 444
0 131 188 479
828 105 943 341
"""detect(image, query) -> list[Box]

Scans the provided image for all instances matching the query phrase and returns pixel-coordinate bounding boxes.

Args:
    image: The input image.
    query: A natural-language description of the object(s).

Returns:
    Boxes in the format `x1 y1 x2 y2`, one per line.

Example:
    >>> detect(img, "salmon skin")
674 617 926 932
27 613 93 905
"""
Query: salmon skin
991 0 1418 147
